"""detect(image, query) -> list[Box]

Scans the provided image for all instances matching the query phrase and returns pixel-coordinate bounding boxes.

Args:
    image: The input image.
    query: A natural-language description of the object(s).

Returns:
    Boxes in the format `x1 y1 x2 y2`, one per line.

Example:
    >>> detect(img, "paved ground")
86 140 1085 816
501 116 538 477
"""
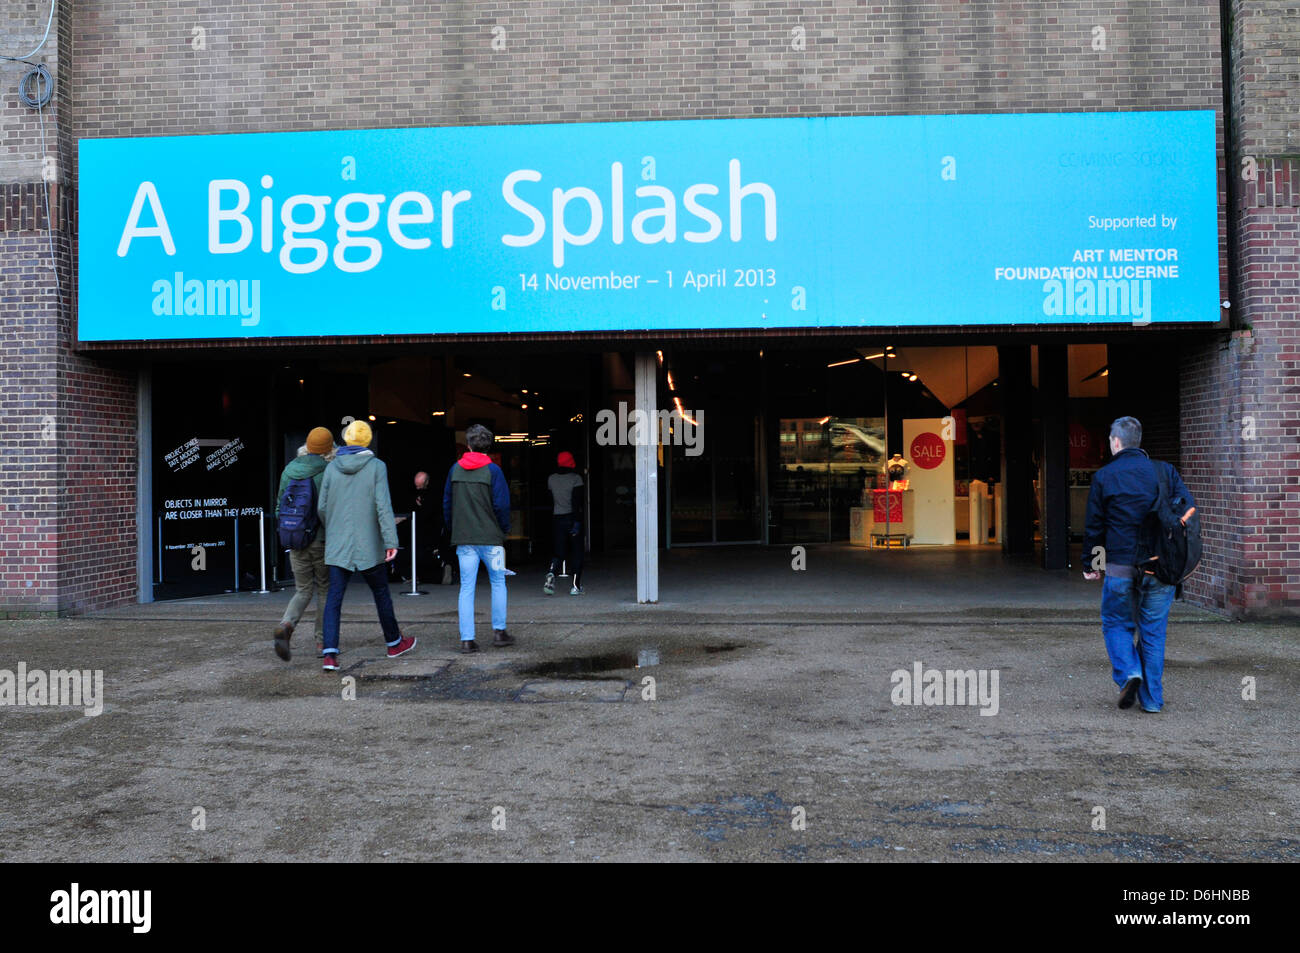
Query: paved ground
1 546 1296 862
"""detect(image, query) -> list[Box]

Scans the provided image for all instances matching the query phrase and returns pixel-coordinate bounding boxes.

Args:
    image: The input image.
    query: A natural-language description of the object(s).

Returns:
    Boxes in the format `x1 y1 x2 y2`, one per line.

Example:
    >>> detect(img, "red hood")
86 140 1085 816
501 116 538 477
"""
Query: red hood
458 451 493 470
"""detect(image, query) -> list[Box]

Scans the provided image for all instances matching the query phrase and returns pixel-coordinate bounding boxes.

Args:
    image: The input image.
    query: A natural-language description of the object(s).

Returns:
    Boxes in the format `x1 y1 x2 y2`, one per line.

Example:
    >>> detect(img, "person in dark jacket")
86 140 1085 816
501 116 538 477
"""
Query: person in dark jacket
317 419 417 672
443 424 513 653
272 427 335 662
544 451 585 595
1081 416 1196 714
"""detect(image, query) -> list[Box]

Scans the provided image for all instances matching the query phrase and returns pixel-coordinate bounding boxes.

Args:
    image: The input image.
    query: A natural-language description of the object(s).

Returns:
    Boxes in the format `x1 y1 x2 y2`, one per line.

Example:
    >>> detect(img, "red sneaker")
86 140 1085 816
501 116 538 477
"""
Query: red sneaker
387 634 417 659
322 654 340 672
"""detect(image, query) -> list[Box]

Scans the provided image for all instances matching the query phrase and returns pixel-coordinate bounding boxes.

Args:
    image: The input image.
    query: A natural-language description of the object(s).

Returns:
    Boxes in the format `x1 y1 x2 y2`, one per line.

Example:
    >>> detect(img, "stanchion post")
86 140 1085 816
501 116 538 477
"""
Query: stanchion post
402 510 426 596
256 510 270 594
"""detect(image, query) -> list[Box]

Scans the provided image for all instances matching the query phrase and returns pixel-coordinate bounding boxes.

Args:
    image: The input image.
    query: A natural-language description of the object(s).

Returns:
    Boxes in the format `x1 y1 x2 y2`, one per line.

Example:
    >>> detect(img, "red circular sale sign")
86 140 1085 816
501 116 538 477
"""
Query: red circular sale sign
909 432 946 470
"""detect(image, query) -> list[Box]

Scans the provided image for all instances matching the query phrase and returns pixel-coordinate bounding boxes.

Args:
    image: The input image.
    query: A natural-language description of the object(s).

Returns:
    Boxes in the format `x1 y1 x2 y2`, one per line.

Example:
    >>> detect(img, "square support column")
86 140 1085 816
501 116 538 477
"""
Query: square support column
1039 344 1069 570
634 351 659 603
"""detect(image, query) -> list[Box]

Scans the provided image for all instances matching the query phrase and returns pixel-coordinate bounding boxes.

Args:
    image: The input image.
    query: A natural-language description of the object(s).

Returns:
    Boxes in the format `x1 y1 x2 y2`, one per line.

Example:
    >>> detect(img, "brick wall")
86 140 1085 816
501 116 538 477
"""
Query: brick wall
70 1 1223 142
1180 1 1299 617
1 3 137 616
0 235 60 613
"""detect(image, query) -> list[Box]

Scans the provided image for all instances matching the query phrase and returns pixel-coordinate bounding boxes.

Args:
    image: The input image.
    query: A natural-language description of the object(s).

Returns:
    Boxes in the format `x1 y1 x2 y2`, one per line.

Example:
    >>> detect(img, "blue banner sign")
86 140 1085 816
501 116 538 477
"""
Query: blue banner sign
77 110 1220 341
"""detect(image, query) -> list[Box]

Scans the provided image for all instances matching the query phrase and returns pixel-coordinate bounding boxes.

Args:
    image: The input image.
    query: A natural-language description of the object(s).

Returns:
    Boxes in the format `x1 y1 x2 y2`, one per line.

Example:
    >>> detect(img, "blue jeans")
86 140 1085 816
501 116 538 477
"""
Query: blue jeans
1101 573 1176 711
457 544 507 641
322 563 403 655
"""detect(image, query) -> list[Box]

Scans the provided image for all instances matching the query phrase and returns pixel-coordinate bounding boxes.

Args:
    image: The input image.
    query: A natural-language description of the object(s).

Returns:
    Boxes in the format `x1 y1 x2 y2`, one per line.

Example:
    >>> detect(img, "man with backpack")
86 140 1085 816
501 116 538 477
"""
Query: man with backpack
1082 416 1198 714
272 427 335 662
317 419 416 672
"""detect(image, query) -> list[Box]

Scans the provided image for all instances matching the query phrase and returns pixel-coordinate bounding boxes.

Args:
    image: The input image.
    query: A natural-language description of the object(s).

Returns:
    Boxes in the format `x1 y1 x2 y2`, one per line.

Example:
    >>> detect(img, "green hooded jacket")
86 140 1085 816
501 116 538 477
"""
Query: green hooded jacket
318 449 398 571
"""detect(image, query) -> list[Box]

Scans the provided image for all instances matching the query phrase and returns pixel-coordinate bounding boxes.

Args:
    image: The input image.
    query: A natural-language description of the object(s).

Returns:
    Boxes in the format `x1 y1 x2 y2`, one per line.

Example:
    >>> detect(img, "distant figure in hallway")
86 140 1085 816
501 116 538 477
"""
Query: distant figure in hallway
318 420 416 672
443 424 513 653
272 427 335 662
544 451 585 595
1081 416 1196 714
396 469 441 584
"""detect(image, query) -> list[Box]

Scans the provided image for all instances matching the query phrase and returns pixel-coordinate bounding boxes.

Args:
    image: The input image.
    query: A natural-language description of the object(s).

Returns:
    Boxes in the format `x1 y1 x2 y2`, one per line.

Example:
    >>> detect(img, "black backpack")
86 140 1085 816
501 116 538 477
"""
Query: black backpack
1136 460 1201 588
277 476 320 550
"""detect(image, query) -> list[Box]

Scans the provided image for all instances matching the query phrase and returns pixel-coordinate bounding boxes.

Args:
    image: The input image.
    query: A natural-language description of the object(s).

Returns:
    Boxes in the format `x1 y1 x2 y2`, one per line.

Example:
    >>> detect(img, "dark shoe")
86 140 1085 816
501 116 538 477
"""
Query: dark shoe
387 634 417 659
273 620 294 661
461 639 480 654
322 654 340 672
492 629 515 647
1118 676 1142 709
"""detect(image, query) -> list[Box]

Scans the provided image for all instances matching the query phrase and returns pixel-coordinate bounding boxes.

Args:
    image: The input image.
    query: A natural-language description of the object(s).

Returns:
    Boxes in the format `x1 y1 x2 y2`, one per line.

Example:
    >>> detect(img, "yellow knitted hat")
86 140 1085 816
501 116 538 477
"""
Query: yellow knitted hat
343 420 373 447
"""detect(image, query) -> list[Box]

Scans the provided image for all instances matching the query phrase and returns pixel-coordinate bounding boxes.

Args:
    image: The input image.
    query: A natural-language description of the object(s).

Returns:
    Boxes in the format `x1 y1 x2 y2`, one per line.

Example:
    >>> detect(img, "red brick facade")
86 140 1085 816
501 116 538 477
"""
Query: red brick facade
1180 2 1299 616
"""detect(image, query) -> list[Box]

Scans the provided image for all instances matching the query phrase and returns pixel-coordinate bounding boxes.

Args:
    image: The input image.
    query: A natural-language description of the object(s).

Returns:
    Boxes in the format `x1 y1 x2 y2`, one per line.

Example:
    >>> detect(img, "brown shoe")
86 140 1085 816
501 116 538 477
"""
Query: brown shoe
492 629 515 647
461 639 480 654
273 620 294 661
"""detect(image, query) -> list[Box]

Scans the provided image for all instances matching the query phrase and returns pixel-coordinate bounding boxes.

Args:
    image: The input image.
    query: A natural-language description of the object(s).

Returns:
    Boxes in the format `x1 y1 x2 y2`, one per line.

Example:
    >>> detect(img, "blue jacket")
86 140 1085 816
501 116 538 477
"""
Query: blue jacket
1082 448 1195 568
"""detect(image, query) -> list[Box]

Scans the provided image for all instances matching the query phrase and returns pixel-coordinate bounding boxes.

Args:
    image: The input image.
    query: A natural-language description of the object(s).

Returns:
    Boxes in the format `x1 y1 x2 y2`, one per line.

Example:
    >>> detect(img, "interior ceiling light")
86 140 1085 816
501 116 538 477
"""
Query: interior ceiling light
368 415 376 421
909 374 918 381
431 411 445 416
667 371 676 391
522 389 528 394
463 373 472 378
827 358 861 368
817 416 831 425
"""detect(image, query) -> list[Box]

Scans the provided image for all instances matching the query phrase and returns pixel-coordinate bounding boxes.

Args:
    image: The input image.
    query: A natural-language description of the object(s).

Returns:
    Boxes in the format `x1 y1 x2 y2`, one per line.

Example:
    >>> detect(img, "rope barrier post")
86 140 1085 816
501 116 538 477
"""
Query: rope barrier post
255 510 270 594
231 516 240 593
402 510 426 596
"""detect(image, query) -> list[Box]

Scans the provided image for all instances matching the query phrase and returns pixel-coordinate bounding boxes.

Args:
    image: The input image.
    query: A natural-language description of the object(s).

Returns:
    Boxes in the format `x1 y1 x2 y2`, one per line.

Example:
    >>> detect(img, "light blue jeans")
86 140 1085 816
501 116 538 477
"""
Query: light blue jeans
1101 573 1176 711
457 544 507 641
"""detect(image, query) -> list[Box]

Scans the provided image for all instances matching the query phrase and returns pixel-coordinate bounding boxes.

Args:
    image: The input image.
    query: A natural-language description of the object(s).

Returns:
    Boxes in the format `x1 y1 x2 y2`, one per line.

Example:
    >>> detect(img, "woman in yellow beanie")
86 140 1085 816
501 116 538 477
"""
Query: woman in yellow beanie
316 419 416 669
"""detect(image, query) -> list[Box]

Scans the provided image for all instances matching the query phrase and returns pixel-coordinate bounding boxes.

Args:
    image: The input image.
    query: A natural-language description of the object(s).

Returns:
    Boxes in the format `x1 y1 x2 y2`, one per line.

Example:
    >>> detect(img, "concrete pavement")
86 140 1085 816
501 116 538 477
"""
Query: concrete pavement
0 546 1295 862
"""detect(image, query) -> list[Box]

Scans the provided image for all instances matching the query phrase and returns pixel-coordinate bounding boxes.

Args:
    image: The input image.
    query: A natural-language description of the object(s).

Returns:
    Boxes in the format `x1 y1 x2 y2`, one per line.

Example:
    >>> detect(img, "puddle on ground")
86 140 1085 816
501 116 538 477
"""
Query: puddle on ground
519 642 746 679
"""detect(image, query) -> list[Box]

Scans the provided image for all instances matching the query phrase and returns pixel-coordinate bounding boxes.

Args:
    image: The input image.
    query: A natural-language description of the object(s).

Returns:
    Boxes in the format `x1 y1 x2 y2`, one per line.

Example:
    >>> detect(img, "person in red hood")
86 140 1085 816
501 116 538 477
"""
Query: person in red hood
544 451 585 595
442 424 513 653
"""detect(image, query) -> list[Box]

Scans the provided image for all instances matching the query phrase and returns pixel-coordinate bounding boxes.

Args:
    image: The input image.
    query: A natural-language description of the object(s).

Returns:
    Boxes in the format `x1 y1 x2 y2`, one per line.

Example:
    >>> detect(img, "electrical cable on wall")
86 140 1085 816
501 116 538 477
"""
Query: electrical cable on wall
1 0 56 63
5 0 63 300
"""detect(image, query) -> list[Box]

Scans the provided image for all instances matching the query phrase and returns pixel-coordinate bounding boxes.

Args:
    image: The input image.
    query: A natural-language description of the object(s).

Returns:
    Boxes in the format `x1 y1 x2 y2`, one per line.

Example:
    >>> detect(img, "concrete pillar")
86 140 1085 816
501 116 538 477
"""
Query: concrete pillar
998 345 1035 555
1039 344 1069 570
634 351 659 602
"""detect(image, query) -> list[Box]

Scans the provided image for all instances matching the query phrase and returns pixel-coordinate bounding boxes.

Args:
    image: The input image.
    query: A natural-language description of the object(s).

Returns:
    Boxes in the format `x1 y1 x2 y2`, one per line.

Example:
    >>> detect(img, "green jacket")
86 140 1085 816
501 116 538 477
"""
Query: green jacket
275 454 328 512
318 448 398 571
